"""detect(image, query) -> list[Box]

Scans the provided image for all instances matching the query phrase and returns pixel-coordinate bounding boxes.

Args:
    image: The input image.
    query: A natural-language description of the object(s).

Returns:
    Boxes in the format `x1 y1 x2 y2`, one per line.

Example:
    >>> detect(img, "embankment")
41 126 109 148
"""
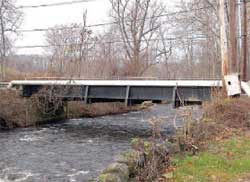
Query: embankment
67 101 143 118
0 89 64 128
98 95 250 182
0 89 145 129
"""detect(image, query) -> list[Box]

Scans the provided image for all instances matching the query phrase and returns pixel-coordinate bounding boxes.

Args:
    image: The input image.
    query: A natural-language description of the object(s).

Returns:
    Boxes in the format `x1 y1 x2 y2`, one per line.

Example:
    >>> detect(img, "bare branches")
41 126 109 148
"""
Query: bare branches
0 0 221 80
172 0 221 78
110 0 169 76
0 0 22 80
45 11 96 78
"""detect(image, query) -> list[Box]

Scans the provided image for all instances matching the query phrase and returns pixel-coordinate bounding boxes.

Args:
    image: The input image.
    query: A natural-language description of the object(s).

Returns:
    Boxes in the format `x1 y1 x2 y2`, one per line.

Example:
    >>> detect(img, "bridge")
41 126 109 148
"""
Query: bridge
8 80 222 107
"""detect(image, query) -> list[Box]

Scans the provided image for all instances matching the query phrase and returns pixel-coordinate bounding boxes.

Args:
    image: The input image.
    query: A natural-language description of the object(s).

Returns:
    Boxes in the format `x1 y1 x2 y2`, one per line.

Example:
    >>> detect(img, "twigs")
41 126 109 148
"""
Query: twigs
132 117 170 182
32 85 83 115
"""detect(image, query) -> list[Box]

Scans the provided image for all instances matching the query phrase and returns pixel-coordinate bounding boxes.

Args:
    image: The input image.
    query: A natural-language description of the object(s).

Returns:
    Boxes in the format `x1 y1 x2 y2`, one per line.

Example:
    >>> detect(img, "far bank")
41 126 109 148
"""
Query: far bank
0 89 149 130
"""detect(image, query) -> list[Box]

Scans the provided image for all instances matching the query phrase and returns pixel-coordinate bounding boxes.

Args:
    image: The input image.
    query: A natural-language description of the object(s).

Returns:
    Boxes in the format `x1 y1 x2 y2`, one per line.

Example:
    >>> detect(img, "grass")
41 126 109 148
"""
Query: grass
158 96 250 182
169 134 250 182
165 96 250 182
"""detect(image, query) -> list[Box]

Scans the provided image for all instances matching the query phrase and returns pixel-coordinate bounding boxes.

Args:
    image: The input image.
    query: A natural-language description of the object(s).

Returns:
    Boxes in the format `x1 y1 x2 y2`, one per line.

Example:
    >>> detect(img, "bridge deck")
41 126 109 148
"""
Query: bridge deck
9 80 222 87
9 80 222 107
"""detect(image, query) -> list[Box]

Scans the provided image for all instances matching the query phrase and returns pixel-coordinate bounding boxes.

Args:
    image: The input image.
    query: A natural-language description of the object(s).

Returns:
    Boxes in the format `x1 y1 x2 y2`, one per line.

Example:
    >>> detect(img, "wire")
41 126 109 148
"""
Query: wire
17 0 96 9
15 0 244 10
14 22 116 33
12 5 214 33
13 35 209 49
12 2 222 50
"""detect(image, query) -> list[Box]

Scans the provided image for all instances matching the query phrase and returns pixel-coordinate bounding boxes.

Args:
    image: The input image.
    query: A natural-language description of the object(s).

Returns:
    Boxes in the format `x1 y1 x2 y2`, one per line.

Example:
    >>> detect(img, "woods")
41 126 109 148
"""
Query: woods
2 0 248 80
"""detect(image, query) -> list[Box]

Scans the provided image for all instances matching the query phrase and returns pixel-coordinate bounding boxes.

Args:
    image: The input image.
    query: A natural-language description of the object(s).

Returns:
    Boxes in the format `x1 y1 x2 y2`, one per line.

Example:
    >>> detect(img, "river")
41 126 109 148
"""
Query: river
0 104 202 182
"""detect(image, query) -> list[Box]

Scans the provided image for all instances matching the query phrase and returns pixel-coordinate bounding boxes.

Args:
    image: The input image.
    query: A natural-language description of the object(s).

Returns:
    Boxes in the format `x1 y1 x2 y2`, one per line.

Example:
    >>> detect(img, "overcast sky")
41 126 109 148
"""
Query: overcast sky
15 0 180 55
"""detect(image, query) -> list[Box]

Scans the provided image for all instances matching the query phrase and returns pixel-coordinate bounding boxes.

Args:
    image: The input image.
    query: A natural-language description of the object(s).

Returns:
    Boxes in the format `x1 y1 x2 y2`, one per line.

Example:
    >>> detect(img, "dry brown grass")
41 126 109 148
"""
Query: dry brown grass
172 91 250 152
67 101 141 118
2 67 52 81
203 96 250 129
2 67 25 81
0 90 28 128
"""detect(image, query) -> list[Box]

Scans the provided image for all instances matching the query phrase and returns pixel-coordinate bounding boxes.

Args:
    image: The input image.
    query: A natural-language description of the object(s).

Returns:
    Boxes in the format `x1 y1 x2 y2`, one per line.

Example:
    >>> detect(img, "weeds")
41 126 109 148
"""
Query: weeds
131 118 170 182
163 92 250 182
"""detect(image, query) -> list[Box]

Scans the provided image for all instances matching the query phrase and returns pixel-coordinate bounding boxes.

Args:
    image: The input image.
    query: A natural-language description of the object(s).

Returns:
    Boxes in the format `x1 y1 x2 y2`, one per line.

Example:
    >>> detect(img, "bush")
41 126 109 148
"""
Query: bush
131 118 171 182
204 96 250 129
0 90 27 128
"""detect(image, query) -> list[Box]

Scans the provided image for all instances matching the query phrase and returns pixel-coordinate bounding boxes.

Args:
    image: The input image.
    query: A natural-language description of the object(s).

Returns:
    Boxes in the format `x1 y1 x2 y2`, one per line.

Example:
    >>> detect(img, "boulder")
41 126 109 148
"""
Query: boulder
115 152 137 176
99 163 129 182
103 163 129 177
140 101 154 109
115 155 129 165
99 173 126 182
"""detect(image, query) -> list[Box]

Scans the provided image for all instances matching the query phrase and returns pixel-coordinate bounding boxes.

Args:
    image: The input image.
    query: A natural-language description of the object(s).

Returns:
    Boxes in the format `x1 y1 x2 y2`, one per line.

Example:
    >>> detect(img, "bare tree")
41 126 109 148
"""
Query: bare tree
45 19 95 78
78 10 96 77
170 0 221 78
110 0 170 76
0 0 22 80
45 24 80 76
93 26 123 78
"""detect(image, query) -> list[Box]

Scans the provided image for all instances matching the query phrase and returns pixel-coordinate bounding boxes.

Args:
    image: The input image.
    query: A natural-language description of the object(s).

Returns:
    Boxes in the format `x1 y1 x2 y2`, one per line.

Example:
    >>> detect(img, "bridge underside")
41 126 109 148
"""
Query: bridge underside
21 84 216 107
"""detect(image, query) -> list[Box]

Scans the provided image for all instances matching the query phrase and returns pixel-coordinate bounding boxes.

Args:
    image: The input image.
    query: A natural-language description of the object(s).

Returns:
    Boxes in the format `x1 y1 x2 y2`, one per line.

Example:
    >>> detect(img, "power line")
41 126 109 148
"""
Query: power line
12 3 221 50
15 0 244 10
12 6 214 33
17 0 96 9
14 22 116 33
13 35 209 49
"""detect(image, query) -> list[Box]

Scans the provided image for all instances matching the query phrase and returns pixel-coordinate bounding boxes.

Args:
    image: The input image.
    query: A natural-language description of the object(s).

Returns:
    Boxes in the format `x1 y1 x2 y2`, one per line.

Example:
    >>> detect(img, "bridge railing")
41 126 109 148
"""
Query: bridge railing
23 76 159 81
23 76 221 81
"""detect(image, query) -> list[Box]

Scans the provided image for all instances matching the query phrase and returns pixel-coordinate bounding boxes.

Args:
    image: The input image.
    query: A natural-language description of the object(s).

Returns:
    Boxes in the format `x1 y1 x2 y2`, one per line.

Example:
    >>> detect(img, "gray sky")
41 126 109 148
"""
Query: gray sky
15 0 180 54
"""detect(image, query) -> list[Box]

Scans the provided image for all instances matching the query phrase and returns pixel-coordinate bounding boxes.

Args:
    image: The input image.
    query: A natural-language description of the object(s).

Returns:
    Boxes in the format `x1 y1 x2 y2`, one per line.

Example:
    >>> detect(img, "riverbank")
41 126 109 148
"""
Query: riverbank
0 90 28 128
67 101 144 118
98 96 250 182
162 96 250 181
0 89 146 129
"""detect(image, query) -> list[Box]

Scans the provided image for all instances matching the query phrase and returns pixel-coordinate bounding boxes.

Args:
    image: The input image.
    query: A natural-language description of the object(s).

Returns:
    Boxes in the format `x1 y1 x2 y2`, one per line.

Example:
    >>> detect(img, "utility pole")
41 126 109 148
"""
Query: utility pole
219 0 229 80
242 0 247 81
229 0 237 73
237 0 242 73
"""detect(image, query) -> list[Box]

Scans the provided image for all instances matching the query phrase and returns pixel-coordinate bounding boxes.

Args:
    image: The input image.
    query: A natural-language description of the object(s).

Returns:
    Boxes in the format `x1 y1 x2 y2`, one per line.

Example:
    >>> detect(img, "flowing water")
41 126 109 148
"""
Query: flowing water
0 104 202 182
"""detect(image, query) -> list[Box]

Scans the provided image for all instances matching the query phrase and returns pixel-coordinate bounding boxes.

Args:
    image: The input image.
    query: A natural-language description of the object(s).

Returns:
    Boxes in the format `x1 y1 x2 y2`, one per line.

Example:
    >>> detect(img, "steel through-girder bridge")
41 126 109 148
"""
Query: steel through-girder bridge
9 80 222 107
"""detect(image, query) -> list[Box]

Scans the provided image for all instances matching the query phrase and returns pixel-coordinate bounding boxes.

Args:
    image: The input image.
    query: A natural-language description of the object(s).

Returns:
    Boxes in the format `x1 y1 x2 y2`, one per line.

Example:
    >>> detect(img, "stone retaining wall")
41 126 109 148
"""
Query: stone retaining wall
98 141 181 182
